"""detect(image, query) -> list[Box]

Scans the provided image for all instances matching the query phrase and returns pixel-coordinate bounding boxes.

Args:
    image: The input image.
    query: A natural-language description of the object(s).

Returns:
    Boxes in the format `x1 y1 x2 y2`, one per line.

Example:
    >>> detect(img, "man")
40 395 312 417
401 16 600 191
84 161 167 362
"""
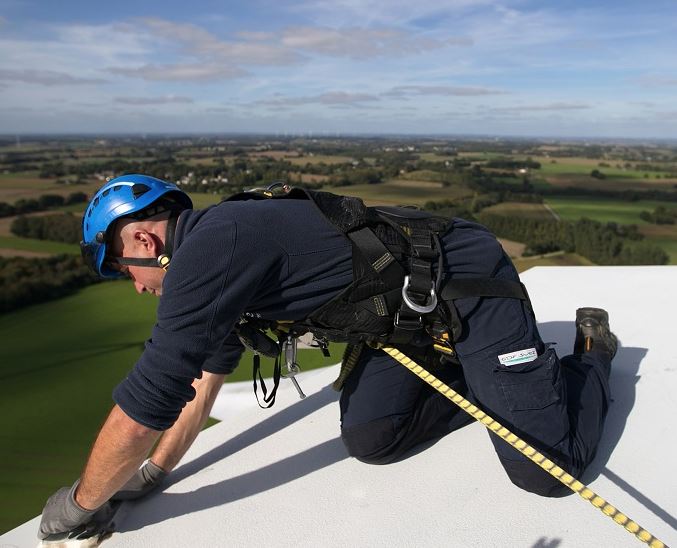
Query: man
39 174 617 541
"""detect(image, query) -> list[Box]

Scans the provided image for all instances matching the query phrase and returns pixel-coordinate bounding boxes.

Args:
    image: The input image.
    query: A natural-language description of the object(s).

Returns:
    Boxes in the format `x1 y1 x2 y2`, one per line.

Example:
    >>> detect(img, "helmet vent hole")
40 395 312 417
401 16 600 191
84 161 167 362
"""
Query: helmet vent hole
102 189 110 197
132 183 151 199
114 185 122 192
93 197 100 207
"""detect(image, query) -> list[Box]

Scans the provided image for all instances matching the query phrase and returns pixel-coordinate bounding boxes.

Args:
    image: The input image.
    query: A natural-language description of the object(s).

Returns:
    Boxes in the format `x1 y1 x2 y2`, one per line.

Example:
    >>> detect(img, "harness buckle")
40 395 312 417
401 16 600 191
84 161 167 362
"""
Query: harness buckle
394 310 422 330
401 275 438 314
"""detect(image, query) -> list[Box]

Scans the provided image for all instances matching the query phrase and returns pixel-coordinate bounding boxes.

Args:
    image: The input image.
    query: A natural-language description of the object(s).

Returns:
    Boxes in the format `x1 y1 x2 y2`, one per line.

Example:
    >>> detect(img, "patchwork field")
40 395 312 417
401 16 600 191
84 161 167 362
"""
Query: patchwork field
0 172 102 202
544 196 667 225
325 180 472 206
288 154 355 166
481 202 558 222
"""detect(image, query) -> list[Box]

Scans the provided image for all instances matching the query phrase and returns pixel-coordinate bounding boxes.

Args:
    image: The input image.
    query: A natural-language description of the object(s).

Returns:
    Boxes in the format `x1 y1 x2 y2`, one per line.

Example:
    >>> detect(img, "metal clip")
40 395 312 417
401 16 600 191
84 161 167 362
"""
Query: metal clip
401 275 438 314
281 335 306 399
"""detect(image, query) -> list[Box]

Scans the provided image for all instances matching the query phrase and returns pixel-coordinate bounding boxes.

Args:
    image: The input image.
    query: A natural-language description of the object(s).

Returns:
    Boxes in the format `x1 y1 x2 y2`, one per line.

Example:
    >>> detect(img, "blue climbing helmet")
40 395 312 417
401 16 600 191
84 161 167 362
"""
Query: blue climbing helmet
80 174 192 279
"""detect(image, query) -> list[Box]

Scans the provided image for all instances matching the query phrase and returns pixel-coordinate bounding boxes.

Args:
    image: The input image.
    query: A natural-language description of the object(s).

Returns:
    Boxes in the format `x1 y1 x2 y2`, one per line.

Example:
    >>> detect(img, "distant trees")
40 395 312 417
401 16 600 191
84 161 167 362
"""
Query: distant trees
477 214 668 265
0 255 100 314
10 213 81 243
328 167 383 186
0 192 87 218
590 169 606 180
639 206 676 225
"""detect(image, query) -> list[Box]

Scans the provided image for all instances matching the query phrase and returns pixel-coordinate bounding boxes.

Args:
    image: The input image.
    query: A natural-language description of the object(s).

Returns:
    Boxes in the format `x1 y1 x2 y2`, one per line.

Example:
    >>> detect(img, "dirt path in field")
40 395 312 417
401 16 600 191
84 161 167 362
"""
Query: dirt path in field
543 203 561 221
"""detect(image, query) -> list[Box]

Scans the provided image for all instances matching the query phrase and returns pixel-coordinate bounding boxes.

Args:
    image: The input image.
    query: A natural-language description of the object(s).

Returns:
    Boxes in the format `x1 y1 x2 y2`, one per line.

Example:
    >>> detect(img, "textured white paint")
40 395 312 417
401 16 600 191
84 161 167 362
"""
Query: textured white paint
3 266 676 547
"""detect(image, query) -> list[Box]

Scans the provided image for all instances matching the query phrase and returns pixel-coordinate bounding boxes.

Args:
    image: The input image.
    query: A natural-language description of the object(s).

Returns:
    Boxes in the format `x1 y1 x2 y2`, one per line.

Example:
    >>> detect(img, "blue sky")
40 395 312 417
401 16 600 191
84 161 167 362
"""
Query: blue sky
1 0 676 137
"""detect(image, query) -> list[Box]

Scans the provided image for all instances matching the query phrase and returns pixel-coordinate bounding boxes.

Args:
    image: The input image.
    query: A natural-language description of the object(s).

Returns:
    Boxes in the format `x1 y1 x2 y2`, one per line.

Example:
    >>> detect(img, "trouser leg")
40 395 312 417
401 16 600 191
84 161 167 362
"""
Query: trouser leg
339 345 473 464
453 287 612 497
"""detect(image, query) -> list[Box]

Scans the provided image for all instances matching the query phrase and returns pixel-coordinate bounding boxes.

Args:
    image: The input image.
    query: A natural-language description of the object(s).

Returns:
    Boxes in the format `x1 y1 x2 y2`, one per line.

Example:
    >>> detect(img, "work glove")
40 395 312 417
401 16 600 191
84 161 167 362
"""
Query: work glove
111 460 167 501
38 481 98 540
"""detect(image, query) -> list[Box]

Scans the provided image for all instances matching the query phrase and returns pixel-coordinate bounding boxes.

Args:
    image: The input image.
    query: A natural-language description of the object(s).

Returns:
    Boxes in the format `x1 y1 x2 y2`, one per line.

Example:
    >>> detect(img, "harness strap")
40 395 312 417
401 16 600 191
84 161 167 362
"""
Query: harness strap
347 228 403 286
253 352 282 409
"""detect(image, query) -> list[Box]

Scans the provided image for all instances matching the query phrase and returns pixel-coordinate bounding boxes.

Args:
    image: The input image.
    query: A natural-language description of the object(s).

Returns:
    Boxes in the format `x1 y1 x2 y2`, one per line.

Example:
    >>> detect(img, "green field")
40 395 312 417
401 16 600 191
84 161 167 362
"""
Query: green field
323 180 472 206
186 192 224 210
533 157 666 179
0 281 340 533
545 197 666 225
0 236 80 255
481 202 557 222
288 154 354 166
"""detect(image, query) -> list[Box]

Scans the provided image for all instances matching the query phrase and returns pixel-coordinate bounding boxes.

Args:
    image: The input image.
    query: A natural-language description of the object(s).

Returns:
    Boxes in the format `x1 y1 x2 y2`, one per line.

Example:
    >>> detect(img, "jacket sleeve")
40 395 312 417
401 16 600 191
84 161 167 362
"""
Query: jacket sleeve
202 331 245 375
113 219 271 430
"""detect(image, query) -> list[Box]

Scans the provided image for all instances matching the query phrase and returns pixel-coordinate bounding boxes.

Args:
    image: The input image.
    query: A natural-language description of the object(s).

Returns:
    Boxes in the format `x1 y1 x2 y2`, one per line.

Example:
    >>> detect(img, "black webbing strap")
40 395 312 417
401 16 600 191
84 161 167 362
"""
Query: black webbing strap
441 278 529 301
253 352 282 409
347 227 404 287
390 228 442 343
114 257 159 267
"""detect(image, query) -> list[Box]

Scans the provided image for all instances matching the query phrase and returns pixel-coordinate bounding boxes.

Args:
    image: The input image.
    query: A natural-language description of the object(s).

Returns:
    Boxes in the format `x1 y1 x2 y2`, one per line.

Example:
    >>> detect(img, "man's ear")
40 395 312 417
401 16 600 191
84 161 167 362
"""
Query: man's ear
133 229 161 255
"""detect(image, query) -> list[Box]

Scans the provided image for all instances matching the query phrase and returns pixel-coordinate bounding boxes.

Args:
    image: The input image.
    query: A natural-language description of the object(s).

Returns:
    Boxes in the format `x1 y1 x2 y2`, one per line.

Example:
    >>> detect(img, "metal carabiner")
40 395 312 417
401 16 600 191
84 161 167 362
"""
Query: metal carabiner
282 335 306 399
401 275 438 314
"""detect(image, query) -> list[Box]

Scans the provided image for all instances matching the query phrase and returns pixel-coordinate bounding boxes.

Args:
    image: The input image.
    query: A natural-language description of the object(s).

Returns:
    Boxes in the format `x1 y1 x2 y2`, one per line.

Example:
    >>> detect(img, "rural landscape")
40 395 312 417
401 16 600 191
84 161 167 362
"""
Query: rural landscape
1 134 676 533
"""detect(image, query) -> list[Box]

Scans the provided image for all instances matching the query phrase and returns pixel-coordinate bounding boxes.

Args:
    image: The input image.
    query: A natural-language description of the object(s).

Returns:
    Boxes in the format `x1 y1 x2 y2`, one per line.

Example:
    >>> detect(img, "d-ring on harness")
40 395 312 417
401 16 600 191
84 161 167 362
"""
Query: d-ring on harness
381 347 666 548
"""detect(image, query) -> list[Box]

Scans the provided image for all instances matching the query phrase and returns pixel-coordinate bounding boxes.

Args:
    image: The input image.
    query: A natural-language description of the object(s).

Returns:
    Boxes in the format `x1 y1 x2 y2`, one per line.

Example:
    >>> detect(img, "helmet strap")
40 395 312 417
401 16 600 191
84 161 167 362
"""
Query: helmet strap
110 208 182 271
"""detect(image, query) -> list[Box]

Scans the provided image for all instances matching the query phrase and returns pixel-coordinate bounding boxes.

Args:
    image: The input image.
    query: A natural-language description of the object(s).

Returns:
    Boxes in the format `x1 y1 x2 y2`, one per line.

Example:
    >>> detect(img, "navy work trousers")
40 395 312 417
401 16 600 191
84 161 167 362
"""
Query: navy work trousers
339 263 612 497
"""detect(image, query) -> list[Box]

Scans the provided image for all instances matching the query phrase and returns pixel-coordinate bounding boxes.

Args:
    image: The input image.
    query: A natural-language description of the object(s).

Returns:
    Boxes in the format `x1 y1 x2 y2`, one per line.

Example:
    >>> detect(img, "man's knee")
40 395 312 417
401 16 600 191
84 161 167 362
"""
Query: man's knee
341 417 400 465
500 458 576 498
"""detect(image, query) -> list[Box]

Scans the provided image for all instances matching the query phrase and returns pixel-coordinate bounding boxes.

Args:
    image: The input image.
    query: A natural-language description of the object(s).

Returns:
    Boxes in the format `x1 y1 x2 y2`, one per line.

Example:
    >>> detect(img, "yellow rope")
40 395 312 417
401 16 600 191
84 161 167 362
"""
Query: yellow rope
382 347 667 548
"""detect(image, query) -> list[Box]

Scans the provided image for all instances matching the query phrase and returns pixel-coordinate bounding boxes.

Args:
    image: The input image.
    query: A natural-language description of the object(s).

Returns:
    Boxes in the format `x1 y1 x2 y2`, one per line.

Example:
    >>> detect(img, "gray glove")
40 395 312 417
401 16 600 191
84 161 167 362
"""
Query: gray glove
38 481 98 540
111 460 167 501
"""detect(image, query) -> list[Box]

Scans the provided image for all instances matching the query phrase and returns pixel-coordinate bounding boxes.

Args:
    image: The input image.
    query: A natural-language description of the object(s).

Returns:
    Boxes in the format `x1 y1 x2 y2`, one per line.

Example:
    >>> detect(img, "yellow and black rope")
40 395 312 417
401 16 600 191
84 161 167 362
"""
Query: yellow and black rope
381 347 667 548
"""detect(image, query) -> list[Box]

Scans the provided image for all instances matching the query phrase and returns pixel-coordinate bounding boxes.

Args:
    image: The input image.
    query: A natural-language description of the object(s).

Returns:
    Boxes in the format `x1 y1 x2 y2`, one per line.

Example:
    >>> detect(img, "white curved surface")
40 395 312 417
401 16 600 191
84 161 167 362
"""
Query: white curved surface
3 266 676 547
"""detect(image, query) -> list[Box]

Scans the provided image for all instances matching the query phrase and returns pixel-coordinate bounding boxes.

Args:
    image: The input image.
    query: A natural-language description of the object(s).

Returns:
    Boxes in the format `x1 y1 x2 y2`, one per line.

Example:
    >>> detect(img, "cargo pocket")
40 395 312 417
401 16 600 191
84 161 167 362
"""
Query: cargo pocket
494 347 568 450
496 348 561 411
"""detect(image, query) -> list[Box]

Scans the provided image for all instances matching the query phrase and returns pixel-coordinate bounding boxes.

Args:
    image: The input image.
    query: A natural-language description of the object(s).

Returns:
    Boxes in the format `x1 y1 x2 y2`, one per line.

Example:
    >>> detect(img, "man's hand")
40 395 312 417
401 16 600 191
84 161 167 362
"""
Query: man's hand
38 481 98 540
111 460 167 501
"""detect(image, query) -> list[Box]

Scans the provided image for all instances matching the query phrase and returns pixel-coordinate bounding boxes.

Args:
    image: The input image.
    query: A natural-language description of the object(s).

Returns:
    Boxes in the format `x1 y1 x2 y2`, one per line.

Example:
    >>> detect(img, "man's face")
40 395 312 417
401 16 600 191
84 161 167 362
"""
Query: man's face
110 222 166 297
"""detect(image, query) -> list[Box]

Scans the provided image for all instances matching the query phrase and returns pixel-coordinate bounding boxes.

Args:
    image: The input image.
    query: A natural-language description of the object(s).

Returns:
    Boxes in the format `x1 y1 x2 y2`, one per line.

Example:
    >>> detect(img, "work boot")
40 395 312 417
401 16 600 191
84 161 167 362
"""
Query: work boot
574 307 618 359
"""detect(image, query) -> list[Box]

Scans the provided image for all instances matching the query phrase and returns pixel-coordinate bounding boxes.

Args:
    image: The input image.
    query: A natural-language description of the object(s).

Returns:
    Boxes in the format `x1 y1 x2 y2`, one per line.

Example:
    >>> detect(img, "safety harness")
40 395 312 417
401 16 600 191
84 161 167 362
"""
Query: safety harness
227 184 531 404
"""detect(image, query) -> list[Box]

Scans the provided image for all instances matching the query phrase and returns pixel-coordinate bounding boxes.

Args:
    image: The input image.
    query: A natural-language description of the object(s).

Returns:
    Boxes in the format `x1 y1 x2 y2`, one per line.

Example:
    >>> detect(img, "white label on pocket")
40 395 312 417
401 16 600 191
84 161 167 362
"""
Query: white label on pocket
498 347 538 366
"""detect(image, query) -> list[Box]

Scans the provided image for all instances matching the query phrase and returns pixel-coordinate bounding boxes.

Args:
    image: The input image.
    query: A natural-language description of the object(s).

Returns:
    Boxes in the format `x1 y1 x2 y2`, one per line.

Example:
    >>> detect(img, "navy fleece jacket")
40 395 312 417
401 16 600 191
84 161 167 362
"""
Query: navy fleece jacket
113 197 508 430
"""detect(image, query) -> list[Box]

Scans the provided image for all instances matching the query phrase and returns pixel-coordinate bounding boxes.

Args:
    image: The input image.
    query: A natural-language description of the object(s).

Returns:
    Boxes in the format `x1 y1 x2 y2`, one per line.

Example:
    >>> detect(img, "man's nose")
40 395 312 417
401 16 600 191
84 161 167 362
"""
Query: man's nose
134 281 147 295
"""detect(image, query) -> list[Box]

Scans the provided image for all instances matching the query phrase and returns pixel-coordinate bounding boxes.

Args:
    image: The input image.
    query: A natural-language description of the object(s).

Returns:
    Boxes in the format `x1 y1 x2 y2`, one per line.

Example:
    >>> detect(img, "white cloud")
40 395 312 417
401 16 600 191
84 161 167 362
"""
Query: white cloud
108 63 247 82
288 0 493 27
384 85 505 97
135 18 302 65
114 95 194 105
635 75 677 87
281 26 469 58
258 91 380 107
490 102 592 113
236 31 276 41
0 68 107 86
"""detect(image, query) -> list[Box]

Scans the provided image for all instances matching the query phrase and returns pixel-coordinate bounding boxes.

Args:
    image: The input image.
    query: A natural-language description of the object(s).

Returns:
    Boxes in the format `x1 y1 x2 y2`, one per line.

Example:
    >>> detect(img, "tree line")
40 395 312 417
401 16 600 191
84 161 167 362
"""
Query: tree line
0 254 100 314
0 192 87 218
640 206 677 225
476 213 668 265
11 213 81 243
